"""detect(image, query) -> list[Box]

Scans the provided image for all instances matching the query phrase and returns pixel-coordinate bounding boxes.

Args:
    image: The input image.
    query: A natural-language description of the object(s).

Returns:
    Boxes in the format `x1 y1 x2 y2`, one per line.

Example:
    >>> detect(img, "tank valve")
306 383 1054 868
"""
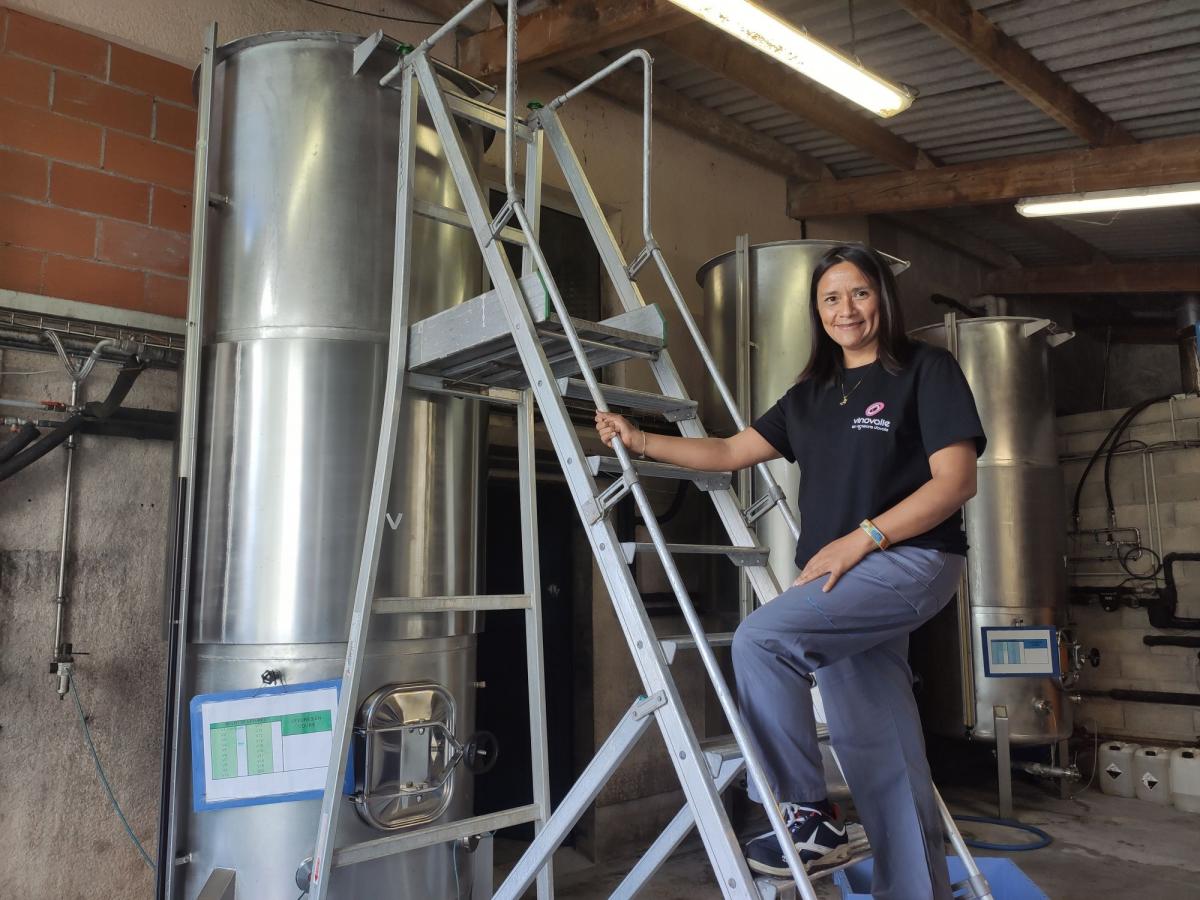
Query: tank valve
261 668 283 686
1032 698 1052 715
464 731 500 774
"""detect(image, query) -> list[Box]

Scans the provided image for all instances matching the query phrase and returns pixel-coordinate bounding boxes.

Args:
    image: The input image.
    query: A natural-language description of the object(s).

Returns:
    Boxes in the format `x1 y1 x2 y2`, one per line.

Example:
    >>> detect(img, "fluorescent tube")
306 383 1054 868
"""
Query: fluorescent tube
1016 182 1200 217
667 0 915 117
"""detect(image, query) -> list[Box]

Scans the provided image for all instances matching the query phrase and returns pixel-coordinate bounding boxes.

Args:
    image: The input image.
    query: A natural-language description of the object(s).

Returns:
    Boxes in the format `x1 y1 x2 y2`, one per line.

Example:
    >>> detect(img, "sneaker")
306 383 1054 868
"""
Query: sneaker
743 802 850 877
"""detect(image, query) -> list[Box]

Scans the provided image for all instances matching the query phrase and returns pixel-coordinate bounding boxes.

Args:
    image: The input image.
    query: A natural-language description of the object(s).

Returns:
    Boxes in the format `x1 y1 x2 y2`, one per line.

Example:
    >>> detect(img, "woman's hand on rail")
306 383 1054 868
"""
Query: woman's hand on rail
793 529 875 593
595 411 643 454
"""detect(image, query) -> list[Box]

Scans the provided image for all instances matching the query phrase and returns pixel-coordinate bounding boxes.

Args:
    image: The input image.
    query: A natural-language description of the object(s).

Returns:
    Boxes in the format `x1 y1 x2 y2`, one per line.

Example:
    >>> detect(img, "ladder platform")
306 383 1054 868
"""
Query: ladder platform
620 542 769 567
408 272 666 388
559 377 697 421
587 455 731 491
373 593 531 613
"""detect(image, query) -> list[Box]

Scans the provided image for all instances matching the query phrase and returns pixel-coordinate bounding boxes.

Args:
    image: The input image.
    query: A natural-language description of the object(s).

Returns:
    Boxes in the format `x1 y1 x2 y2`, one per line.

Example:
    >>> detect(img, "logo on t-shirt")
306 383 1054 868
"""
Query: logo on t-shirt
853 400 892 433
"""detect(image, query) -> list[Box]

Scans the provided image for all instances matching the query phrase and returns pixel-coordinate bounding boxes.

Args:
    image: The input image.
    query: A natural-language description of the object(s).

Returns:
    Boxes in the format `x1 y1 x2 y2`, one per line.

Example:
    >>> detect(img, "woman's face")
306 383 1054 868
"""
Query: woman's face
816 261 881 360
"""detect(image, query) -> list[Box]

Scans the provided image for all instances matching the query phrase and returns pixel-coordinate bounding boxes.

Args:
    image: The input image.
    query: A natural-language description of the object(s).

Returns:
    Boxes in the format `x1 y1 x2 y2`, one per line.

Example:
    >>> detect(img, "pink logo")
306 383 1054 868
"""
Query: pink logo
864 402 886 417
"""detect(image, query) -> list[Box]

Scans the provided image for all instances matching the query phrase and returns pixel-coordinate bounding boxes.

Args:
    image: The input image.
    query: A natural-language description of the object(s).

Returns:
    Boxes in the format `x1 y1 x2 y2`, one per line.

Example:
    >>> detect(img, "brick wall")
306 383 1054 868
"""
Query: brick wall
0 7 194 318
1059 397 1200 744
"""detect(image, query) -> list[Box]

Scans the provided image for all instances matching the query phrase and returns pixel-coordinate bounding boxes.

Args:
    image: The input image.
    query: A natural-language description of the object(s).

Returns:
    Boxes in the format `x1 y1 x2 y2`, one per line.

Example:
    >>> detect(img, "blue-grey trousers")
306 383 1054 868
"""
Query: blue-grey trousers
732 546 964 900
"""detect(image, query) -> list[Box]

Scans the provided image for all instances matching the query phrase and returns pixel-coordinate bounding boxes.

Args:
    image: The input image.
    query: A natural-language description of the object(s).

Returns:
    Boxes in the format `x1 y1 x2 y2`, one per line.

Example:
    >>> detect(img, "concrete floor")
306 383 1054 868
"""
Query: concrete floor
497 779 1200 899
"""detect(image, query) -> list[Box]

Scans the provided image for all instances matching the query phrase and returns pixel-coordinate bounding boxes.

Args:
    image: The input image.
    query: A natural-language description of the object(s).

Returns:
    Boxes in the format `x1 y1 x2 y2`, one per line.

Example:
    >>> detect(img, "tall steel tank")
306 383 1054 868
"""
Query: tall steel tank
696 240 905 588
173 33 485 898
910 317 1072 745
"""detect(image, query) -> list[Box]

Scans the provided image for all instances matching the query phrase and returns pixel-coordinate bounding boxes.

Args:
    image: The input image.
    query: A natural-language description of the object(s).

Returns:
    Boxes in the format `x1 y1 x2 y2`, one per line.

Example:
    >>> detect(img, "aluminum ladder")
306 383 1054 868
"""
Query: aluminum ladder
308 3 995 899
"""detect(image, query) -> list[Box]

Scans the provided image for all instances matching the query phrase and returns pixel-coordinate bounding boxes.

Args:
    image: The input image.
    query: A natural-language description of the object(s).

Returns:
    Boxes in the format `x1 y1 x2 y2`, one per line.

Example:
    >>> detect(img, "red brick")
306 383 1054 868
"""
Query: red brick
53 71 152 135
52 163 150 223
0 244 45 293
144 272 187 317
153 101 195 149
150 186 191 233
103 130 192 191
0 54 51 107
0 98 102 165
44 254 144 309
98 218 189 277
5 11 107 78
109 44 193 107
0 148 49 200
0 195 96 257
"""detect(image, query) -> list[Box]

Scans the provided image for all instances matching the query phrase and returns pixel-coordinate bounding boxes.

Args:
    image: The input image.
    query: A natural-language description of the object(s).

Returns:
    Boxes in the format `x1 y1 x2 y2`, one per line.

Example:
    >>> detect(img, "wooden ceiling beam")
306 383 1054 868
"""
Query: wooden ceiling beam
895 0 1134 148
659 23 937 172
982 204 1109 265
788 135 1200 217
553 59 833 183
458 0 690 79
984 258 1200 294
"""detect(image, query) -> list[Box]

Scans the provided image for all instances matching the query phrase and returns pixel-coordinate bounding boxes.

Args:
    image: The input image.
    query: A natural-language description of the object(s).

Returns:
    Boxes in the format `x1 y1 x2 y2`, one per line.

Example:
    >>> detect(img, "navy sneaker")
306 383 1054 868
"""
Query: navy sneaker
744 802 850 877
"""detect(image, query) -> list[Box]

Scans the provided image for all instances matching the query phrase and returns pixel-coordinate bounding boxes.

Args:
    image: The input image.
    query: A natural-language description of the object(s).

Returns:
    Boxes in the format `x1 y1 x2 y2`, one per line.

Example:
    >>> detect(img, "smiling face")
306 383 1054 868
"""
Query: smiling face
816 261 882 364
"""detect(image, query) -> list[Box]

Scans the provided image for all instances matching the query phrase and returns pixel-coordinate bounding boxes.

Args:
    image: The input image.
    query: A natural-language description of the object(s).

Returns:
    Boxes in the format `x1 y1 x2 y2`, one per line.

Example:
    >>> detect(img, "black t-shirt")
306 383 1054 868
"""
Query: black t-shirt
751 341 986 568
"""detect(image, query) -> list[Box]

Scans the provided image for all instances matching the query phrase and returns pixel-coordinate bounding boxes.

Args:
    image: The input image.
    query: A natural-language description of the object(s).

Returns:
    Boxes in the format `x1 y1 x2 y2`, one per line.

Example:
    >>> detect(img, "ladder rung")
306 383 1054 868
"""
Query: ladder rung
373 594 532 613
587 456 731 492
414 198 527 246
444 89 536 143
332 803 541 868
408 273 666 387
659 631 734 651
754 824 871 890
620 542 769 567
700 724 830 766
559 377 697 422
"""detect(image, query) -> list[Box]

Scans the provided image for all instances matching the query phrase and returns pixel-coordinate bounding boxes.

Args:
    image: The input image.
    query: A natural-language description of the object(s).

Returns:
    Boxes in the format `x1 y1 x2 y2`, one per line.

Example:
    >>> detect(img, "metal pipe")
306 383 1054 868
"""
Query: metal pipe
51 378 78 697
735 234 752 621
1078 688 1200 707
503 0 517 203
412 0 492 56
1150 452 1164 588
1014 761 1080 780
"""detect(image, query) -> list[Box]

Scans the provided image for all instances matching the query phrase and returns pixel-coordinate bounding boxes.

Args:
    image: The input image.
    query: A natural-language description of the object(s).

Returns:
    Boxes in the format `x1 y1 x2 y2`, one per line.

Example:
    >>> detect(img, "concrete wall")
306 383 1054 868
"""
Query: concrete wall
0 345 177 899
1058 398 1200 743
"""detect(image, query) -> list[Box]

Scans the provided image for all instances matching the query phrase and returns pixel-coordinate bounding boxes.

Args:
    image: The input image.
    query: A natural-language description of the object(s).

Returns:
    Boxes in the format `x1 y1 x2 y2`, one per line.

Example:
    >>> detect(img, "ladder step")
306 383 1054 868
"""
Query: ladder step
414 198 527 247
587 455 731 491
408 272 666 388
659 631 734 651
373 594 531 613
620 542 769 567
700 724 829 766
559 377 697 422
444 89 536 143
332 803 541 869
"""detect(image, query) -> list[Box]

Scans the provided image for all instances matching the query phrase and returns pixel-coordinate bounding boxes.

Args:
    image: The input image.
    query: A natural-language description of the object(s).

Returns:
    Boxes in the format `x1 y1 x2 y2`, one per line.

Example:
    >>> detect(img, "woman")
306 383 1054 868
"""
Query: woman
595 244 985 899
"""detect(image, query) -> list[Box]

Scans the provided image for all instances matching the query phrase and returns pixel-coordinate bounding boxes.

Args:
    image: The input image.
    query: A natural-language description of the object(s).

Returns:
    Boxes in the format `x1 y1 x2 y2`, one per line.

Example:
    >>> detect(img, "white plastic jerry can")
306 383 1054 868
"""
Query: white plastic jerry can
1169 747 1200 813
1099 741 1140 798
1133 746 1171 804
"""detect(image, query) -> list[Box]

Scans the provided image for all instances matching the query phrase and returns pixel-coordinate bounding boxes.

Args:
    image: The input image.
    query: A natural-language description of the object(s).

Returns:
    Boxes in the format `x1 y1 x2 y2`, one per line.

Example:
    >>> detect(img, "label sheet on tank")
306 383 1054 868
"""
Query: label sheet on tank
190 679 352 811
980 626 1060 677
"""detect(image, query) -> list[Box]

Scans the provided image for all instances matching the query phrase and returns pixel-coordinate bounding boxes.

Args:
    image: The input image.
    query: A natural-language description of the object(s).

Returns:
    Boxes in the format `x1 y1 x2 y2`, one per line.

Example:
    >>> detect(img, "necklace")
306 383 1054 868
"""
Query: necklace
839 376 864 406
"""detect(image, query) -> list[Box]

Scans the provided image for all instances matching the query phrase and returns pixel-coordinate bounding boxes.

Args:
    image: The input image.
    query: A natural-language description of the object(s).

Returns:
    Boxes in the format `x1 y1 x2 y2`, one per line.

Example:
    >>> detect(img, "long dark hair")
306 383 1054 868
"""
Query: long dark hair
797 243 912 385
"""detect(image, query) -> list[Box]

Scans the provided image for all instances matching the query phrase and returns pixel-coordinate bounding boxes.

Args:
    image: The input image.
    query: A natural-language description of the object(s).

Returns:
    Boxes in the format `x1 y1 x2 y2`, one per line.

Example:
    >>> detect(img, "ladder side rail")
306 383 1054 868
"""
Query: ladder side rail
535 111 781 605
308 62 422 900
161 22 218 899
534 109 820 900
521 129 544 278
517 390 554 900
540 63 800 547
411 52 757 899
935 788 994 900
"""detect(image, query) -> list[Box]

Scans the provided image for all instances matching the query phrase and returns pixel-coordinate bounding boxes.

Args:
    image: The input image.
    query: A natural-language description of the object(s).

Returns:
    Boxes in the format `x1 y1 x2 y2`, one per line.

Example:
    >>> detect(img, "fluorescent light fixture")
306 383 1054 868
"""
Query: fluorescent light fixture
1016 182 1200 217
666 0 915 117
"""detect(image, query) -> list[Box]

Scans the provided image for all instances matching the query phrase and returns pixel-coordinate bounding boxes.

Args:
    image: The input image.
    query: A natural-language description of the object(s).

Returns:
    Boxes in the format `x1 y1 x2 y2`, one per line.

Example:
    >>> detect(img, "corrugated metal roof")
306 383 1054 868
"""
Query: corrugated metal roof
591 0 1199 265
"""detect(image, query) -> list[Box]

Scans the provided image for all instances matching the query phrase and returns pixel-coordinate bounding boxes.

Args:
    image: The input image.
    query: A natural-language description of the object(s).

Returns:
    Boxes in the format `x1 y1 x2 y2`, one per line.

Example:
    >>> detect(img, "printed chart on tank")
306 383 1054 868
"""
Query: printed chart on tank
190 679 349 810
981 626 1059 677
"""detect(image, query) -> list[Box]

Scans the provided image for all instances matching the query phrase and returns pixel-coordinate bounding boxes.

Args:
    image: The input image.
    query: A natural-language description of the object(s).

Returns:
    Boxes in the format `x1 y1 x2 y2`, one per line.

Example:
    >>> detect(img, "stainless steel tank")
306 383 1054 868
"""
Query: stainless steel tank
910 317 1072 745
696 240 905 587
174 32 485 898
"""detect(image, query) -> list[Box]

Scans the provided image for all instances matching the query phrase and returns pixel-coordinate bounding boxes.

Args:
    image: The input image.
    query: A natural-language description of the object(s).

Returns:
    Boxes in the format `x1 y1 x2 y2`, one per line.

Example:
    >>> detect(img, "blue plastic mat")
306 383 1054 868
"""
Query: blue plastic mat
833 855 1048 899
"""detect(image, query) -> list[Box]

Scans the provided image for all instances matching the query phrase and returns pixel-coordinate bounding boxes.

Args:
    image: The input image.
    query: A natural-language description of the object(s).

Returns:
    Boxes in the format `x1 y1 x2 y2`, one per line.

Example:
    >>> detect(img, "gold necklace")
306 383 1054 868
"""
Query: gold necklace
839 376 864 406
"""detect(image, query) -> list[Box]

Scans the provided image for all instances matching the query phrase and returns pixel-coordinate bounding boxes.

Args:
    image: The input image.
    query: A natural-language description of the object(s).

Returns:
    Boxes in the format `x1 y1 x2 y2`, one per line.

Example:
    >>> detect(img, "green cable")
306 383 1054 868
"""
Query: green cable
71 675 155 869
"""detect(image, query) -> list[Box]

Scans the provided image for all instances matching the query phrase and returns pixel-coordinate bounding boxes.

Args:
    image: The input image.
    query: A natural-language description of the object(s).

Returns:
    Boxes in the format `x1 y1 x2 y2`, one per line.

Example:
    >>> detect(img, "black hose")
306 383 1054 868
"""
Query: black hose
1078 688 1200 707
1146 552 1200 629
0 421 40 463
1071 394 1172 526
1144 635 1200 648
0 355 149 483
1101 396 1173 522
